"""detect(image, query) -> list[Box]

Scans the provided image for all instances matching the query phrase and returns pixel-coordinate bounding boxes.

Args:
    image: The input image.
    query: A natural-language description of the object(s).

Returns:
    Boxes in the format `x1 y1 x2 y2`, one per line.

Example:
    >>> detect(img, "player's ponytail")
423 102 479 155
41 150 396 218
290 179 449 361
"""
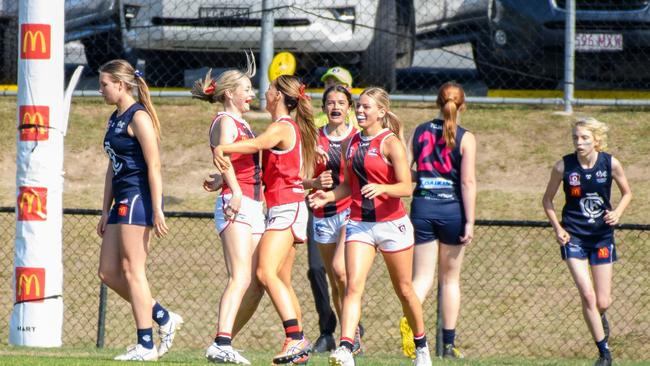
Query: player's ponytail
360 87 404 142
99 59 161 141
436 82 466 150
275 75 318 179
191 50 256 105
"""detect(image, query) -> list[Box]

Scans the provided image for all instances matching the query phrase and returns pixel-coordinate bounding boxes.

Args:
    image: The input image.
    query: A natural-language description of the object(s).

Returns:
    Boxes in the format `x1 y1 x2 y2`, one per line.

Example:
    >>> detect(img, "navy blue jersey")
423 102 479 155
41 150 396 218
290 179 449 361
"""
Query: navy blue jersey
103 103 150 196
410 119 466 219
561 152 613 242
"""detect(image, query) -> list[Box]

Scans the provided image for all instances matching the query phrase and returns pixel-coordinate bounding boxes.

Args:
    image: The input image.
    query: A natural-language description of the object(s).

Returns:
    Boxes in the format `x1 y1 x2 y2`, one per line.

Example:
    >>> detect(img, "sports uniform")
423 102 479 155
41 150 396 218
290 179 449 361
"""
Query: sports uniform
104 103 155 226
312 124 356 244
210 112 265 235
561 152 616 264
262 116 308 242
410 119 467 245
345 129 413 252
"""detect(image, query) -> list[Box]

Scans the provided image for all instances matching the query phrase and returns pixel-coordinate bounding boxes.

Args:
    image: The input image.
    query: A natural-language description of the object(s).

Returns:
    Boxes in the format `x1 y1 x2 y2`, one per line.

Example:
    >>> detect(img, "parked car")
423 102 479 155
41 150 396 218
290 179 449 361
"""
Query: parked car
0 0 124 83
473 0 650 89
414 0 488 49
119 0 415 90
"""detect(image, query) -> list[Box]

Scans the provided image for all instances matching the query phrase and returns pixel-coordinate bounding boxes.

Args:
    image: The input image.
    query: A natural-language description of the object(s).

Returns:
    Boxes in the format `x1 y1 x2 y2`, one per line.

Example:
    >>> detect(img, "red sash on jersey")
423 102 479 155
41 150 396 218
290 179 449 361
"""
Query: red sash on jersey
262 116 305 208
209 112 262 201
346 129 405 222
313 124 356 218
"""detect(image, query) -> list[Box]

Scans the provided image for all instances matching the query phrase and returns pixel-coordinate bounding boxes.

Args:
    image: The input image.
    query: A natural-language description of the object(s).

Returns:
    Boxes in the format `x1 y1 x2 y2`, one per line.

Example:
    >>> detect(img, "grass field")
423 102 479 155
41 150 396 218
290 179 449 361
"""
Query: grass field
1 346 649 366
1 97 649 363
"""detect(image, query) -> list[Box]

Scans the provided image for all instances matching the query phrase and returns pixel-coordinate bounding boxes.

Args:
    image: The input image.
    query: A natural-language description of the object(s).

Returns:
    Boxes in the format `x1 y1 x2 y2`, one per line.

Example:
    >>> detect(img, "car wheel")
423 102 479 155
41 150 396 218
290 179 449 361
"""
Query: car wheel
81 31 127 74
394 0 415 69
472 38 558 90
359 0 397 91
0 17 18 84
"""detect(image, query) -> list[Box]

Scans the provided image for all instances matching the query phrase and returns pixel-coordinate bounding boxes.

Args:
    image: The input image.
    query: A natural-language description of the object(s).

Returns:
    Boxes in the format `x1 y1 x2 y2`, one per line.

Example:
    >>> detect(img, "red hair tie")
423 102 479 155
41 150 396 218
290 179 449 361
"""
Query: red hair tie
204 80 217 95
298 84 311 101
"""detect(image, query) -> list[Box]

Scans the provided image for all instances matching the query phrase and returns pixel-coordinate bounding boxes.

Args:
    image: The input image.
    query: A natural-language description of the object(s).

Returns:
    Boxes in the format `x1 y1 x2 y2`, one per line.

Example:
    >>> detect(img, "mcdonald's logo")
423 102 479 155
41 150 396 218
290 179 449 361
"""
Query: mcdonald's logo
17 186 47 221
20 24 50 59
15 267 45 303
19 105 49 141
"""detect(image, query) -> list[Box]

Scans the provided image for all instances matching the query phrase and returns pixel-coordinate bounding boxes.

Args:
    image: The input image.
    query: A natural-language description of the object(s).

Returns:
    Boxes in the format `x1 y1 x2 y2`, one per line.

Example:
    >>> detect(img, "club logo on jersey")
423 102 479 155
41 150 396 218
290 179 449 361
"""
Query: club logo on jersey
579 192 605 223
104 142 123 173
568 172 580 186
596 170 608 183
115 120 126 133
585 174 592 180
570 186 582 197
368 147 379 157
597 246 610 259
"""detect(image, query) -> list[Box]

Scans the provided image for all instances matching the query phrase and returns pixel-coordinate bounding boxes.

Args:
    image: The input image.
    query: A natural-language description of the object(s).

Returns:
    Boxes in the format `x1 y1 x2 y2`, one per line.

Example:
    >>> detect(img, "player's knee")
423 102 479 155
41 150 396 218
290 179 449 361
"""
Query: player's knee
596 295 611 313
345 279 364 299
98 265 119 285
395 281 416 303
255 266 273 288
580 289 597 308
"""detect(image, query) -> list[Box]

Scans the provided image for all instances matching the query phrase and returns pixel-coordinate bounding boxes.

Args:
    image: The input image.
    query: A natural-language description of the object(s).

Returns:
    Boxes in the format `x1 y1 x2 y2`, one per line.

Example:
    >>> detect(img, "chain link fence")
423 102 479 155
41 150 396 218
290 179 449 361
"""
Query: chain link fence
1 208 648 359
4 0 650 97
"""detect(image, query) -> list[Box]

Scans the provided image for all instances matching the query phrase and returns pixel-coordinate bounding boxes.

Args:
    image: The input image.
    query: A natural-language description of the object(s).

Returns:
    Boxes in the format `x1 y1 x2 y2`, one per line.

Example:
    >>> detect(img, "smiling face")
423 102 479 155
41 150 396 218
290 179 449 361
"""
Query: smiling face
323 90 350 126
229 77 255 113
572 126 597 156
98 72 122 105
356 94 385 131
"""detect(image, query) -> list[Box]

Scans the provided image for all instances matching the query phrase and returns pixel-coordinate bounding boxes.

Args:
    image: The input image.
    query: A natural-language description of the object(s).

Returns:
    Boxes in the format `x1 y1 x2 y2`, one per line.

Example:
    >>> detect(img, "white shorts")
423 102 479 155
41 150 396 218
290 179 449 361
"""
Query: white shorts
215 194 265 235
313 209 350 244
266 201 308 243
345 215 414 253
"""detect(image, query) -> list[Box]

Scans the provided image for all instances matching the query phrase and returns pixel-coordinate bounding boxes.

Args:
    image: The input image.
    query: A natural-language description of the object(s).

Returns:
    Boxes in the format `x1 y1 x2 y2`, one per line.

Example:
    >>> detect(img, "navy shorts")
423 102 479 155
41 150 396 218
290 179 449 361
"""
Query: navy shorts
107 192 153 226
411 216 465 245
560 235 617 265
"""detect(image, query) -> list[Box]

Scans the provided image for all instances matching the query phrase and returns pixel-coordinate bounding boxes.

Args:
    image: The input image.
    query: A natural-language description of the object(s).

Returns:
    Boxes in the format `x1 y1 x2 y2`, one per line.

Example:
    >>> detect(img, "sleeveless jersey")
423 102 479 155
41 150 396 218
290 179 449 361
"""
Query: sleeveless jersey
562 152 613 241
209 112 262 201
313 124 357 218
346 129 406 222
262 116 305 208
410 119 466 219
103 103 149 195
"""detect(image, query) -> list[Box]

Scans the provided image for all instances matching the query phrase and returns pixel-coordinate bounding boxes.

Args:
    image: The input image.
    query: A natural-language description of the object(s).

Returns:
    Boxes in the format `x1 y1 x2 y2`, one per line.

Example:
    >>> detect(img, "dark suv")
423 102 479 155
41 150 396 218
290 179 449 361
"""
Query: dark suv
473 0 650 89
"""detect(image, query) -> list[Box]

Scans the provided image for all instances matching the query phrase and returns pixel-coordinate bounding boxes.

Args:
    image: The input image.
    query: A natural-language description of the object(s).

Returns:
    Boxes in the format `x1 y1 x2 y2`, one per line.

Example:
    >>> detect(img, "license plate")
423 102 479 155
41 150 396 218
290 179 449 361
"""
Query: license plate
199 7 250 19
575 33 623 52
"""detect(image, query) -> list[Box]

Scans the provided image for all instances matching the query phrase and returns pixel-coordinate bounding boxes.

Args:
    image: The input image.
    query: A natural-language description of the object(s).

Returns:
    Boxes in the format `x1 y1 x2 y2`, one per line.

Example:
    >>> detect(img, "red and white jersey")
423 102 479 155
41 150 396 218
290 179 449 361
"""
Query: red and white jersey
346 129 406 222
313 123 357 218
262 116 305 208
209 112 262 201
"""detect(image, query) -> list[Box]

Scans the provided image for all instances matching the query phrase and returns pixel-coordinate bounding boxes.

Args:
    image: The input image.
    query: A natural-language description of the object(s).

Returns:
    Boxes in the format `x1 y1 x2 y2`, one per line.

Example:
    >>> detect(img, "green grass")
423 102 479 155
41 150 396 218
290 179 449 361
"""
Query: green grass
0 346 648 365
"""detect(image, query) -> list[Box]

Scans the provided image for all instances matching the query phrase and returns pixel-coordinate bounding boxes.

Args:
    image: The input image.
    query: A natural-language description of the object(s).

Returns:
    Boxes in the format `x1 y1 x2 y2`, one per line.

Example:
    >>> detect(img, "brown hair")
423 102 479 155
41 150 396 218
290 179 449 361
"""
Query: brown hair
321 84 354 110
275 75 318 178
191 51 256 104
436 82 466 150
99 59 161 140
359 87 403 141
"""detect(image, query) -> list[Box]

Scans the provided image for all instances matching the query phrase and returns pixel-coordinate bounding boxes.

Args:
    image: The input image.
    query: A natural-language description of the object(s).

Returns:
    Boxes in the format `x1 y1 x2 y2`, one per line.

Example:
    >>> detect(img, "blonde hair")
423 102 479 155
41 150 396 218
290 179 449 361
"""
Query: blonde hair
573 117 609 151
191 51 256 104
436 82 466 150
274 75 318 179
359 87 403 141
99 59 161 140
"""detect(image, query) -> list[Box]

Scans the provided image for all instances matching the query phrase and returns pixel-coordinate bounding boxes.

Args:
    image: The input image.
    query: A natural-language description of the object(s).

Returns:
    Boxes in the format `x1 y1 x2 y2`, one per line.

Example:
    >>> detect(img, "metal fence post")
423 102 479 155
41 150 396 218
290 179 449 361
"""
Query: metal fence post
96 283 108 348
435 283 443 357
563 0 576 114
259 0 274 110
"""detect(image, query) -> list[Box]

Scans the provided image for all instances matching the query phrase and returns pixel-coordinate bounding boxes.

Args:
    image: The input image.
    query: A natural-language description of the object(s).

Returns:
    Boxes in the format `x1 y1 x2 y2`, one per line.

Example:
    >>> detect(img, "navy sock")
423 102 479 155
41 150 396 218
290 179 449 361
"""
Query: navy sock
596 338 611 357
282 319 303 340
339 338 354 352
152 302 170 326
414 333 427 349
215 332 232 346
442 328 456 346
137 328 154 349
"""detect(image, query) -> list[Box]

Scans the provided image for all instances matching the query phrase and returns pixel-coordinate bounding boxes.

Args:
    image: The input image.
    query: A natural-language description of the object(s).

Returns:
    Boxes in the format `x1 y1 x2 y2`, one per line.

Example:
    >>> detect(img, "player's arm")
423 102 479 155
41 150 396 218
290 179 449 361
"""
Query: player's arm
212 115 243 218
97 162 114 237
604 156 632 226
309 141 351 208
459 131 477 244
213 122 287 172
406 129 417 182
542 159 569 244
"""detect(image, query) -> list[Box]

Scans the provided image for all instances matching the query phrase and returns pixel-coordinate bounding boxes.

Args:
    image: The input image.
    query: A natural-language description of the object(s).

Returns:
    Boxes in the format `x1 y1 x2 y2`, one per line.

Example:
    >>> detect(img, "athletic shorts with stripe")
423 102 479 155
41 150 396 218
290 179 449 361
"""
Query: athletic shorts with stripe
108 191 153 226
214 193 265 235
314 208 350 244
266 201 308 243
345 215 414 253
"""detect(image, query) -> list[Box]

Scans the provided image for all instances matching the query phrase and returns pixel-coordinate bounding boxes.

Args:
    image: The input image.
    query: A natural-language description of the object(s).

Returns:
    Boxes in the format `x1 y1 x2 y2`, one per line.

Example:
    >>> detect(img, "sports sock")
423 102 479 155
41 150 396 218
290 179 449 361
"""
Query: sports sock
283 319 303 340
215 332 232 346
596 337 611 358
137 328 154 349
339 337 354 352
152 302 170 326
413 333 427 349
442 328 456 346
